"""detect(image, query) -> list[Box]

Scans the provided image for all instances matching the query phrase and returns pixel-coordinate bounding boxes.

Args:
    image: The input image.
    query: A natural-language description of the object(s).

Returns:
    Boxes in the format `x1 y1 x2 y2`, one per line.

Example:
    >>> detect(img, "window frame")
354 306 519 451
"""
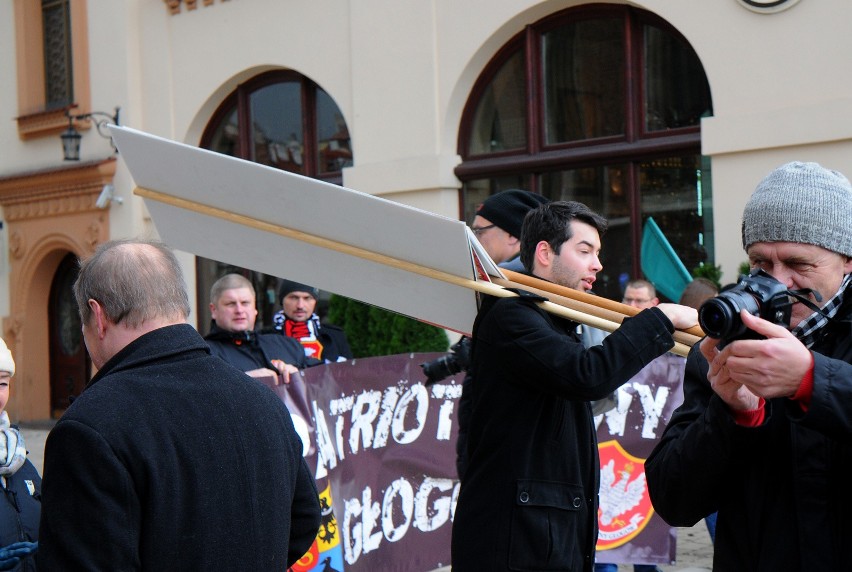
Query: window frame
455 4 710 287
14 0 91 139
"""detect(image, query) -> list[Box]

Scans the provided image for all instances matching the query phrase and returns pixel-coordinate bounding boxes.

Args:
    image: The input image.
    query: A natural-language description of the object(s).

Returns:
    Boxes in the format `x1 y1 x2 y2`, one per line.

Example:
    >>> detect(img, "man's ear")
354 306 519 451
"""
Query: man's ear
533 240 552 270
844 256 852 274
88 299 108 339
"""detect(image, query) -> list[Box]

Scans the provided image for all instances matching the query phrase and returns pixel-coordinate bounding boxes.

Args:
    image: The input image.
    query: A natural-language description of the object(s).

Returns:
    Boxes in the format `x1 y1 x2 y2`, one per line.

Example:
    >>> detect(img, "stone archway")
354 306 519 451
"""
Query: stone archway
0 159 114 421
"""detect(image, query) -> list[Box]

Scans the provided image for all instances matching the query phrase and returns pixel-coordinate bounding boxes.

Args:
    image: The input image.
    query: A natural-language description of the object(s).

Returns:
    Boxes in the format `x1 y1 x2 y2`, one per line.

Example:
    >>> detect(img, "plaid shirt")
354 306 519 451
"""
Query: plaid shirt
790 273 851 348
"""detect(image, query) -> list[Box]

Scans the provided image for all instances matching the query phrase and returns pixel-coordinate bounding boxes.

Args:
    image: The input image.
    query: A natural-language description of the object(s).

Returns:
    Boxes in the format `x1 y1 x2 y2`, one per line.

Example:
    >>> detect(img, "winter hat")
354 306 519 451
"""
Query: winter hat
742 161 852 257
0 339 14 377
278 279 319 302
476 189 550 239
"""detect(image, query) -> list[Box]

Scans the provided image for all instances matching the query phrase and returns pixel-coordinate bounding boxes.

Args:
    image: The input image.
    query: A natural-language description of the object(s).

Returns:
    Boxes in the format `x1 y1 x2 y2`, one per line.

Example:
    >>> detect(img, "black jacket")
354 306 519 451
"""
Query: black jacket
646 295 852 571
205 323 308 371
451 291 675 572
37 324 320 571
0 458 40 572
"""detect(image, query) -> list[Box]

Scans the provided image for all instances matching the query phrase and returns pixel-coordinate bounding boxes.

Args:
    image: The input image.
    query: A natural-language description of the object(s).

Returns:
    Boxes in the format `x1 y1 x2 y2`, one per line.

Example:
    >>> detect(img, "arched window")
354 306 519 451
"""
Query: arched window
197 70 352 332
457 5 713 301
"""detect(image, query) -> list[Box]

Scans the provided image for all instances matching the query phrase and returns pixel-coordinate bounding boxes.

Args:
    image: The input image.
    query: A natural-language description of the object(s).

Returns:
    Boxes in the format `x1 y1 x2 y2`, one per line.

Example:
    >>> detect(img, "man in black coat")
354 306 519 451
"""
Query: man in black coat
37 239 320 570
205 273 307 380
450 201 698 572
646 161 852 570
271 280 352 365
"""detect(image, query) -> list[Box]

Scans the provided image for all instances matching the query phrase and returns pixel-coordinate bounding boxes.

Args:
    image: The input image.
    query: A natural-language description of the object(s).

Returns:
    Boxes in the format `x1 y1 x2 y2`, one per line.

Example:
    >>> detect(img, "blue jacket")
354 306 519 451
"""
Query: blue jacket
0 458 40 572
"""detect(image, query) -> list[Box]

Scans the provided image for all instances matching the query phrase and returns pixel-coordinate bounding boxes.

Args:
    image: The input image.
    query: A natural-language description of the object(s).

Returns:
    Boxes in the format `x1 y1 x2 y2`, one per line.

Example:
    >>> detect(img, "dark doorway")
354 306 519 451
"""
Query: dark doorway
49 252 89 418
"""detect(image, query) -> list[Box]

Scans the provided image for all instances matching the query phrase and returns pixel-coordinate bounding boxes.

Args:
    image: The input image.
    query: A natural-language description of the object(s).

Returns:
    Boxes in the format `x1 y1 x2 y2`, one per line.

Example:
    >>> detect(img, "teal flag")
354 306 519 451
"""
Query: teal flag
640 217 692 302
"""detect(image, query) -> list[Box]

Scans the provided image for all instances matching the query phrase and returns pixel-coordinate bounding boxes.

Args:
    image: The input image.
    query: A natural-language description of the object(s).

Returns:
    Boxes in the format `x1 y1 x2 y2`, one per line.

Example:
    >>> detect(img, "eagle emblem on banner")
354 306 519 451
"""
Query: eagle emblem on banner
596 440 655 550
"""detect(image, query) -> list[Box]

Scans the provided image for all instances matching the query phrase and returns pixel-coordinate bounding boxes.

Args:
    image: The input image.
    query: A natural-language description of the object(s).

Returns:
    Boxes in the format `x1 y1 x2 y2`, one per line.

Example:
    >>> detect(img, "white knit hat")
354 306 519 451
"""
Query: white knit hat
742 161 852 257
0 339 14 377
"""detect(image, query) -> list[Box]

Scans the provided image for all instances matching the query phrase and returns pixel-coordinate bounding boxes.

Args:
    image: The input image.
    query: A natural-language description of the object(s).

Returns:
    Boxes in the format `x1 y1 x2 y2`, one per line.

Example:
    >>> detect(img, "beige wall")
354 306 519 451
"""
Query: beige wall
1 0 851 419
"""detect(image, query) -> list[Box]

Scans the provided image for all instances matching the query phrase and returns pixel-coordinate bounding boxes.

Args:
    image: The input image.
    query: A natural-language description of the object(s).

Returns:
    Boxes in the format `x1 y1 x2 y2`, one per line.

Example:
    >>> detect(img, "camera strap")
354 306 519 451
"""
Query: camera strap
787 288 823 316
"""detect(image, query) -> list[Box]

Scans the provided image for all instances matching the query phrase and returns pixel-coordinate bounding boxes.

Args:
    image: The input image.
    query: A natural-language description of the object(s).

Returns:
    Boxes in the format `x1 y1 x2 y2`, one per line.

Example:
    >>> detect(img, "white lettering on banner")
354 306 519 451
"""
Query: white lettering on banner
343 477 461 565
392 384 429 444
431 383 462 442
374 386 401 448
313 382 461 478
350 390 383 453
594 382 672 440
313 403 336 479
635 384 669 439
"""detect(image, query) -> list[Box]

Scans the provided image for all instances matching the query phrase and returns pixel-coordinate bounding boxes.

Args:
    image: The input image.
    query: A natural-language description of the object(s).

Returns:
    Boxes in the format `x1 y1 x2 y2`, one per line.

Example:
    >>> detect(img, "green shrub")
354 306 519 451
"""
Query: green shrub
327 295 449 358
691 263 723 290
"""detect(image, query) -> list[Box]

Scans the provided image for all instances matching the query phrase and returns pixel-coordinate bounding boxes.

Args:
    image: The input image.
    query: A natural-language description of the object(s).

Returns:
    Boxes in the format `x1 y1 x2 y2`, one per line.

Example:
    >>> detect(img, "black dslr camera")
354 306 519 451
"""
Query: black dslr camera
698 269 793 346
420 337 472 385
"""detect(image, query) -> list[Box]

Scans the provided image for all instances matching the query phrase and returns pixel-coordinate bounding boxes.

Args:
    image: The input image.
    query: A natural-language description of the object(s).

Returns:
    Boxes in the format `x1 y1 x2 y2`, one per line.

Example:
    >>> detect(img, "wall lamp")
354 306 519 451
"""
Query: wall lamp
60 106 121 161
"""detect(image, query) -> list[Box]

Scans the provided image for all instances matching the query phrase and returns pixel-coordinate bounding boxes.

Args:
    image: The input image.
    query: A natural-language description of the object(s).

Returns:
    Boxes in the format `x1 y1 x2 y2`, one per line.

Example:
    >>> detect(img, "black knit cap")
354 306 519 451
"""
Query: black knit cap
278 279 320 302
476 189 550 239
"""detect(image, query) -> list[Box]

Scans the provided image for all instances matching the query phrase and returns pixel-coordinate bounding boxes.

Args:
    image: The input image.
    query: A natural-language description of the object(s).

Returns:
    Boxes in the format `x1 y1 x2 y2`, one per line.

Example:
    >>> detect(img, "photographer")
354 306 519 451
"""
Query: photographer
646 161 852 570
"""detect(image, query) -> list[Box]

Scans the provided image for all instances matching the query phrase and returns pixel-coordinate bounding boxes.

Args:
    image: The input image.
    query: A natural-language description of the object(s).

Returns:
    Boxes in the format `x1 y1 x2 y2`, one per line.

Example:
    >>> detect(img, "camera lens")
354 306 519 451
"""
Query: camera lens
699 298 737 338
699 290 760 341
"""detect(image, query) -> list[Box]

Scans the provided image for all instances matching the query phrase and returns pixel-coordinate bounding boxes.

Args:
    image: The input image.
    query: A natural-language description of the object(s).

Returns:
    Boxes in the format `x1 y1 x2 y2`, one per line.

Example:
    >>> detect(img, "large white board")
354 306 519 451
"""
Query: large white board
110 126 489 334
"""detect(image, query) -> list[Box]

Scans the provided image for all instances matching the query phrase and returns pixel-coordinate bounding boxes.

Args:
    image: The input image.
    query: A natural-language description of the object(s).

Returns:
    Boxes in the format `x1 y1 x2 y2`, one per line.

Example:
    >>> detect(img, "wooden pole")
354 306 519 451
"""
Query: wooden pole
501 269 706 340
134 186 697 356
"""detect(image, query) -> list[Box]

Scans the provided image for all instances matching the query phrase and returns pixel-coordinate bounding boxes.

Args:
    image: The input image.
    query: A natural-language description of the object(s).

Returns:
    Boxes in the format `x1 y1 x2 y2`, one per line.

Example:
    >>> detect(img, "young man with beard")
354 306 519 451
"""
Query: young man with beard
451 201 697 572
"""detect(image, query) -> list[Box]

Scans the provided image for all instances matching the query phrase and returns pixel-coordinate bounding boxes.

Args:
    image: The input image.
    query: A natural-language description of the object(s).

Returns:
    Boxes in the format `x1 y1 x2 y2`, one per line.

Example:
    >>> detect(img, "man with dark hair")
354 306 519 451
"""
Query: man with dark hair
646 161 852 569
451 201 697 572
271 279 352 365
456 189 552 478
37 239 320 570
206 273 307 379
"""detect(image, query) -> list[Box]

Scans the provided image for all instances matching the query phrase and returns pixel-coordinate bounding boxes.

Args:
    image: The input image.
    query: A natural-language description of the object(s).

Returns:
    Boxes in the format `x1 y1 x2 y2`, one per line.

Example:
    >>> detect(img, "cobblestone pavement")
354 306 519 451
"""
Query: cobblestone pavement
22 424 713 571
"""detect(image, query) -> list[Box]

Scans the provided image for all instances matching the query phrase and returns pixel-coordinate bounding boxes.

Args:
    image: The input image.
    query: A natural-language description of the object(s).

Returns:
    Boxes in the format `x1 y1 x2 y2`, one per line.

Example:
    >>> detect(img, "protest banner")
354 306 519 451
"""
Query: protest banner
594 352 687 566
261 351 687 571
263 353 462 572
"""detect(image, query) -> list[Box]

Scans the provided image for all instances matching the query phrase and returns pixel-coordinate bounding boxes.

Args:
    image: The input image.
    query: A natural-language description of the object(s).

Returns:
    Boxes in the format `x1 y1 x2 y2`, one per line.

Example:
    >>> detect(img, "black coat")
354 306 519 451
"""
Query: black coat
646 296 852 571
0 458 40 572
205 323 308 371
451 291 676 572
37 324 320 571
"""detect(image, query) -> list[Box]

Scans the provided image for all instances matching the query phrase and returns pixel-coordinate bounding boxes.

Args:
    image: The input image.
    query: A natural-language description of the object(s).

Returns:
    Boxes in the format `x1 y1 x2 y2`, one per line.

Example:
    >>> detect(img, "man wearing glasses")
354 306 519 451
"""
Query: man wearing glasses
622 279 660 309
470 189 549 271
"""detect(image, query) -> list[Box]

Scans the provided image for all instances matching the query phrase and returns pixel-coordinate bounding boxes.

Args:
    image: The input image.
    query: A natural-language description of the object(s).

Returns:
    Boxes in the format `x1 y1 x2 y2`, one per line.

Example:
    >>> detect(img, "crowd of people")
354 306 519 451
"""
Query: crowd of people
1 159 849 570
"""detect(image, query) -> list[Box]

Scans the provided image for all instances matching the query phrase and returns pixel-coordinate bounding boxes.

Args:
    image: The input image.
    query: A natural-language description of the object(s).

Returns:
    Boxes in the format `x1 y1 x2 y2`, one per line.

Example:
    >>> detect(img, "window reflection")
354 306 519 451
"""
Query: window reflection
206 108 240 157
317 89 353 172
468 51 527 155
644 25 712 131
543 18 625 143
250 82 304 174
639 156 712 276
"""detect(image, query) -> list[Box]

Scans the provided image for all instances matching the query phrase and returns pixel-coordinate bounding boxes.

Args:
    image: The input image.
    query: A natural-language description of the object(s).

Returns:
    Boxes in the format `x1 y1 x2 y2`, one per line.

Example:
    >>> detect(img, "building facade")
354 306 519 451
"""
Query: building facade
1 0 850 421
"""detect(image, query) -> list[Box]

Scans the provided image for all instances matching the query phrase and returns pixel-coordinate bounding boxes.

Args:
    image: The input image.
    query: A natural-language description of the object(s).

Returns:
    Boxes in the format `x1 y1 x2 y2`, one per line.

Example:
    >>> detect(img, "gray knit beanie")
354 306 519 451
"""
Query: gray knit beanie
476 189 550 239
742 161 852 257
